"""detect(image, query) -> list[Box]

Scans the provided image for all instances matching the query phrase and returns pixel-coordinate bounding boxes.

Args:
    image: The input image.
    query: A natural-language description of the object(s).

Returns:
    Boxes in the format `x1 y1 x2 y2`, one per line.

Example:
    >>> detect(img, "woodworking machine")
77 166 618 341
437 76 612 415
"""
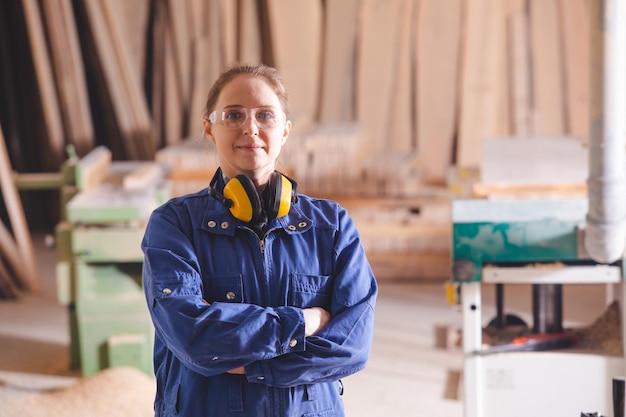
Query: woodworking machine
451 198 626 417
54 146 170 376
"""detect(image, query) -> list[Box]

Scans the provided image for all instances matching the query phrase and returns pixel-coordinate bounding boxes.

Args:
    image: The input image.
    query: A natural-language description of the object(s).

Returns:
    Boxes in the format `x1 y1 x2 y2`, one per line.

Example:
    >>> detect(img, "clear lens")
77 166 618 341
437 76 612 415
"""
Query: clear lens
209 107 285 129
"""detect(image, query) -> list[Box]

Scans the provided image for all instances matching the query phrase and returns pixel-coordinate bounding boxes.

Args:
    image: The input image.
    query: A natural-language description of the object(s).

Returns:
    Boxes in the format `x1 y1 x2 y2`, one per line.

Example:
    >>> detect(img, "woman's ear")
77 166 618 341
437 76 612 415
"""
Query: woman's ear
281 120 291 146
203 119 216 143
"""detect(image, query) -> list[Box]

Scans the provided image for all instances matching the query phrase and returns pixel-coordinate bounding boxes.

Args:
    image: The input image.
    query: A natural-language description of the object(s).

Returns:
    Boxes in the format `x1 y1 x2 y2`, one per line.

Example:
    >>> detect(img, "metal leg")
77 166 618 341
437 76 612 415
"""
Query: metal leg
462 282 482 417
615 377 626 417
532 283 563 334
495 283 505 328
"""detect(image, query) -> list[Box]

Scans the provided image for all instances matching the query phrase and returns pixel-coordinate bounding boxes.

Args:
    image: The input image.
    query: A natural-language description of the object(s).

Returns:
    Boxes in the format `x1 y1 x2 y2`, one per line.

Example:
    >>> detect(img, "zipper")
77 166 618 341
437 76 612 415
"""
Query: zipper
259 239 265 254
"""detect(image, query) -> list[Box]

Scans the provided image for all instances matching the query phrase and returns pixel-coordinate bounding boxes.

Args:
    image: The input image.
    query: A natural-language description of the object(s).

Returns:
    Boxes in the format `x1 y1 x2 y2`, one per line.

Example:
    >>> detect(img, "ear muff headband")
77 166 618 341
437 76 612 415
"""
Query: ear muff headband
223 175 262 223
264 173 292 219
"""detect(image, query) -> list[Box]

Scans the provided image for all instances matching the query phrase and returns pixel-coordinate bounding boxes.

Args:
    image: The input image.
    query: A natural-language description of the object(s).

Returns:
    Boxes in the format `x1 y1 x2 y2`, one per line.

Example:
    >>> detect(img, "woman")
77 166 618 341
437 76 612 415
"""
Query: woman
141 64 377 417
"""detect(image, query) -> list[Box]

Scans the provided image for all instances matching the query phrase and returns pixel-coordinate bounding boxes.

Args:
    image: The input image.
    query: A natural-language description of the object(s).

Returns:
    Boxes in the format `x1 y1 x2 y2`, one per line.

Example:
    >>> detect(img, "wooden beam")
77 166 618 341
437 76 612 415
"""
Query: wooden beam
21 0 65 167
0 123 40 291
266 0 323 128
76 146 112 192
456 0 508 168
507 0 533 137
356 0 404 159
41 0 95 157
388 0 417 153
238 0 262 64
318 0 360 123
559 0 590 139
417 0 462 184
529 0 565 136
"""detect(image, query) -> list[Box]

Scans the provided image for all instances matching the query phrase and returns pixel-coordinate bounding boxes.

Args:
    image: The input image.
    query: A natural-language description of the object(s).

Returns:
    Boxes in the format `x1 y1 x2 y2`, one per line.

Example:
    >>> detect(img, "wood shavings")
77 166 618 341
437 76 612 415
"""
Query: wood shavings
0 367 155 417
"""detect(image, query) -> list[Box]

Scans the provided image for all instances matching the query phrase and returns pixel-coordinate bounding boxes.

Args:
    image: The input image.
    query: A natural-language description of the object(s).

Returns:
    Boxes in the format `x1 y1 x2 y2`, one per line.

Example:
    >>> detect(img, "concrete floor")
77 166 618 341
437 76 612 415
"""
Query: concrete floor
0 234 619 416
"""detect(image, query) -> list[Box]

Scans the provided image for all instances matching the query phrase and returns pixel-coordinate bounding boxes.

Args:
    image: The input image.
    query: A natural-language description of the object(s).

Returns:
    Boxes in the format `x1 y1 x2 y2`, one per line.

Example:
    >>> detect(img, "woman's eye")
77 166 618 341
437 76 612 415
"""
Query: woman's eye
225 110 245 120
257 111 275 120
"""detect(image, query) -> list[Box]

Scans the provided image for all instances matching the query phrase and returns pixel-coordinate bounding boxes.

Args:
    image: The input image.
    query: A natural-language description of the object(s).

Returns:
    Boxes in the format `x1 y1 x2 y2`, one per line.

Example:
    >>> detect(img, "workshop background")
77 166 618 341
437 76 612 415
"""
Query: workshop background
0 1 620 417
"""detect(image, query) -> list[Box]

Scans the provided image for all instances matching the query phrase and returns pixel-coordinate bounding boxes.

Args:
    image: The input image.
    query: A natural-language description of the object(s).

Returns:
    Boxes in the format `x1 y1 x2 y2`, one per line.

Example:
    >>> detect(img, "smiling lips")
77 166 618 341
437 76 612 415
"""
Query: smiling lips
237 143 265 151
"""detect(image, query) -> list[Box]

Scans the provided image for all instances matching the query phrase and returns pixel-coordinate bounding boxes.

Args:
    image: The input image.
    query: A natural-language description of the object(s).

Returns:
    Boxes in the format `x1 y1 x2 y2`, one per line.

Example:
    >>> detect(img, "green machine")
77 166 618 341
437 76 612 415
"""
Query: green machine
54 146 170 377
451 197 626 417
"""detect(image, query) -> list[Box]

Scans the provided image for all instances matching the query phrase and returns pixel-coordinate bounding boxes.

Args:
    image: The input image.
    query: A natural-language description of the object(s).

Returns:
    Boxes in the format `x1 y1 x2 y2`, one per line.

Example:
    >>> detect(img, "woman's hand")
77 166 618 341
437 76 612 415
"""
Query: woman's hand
302 307 331 337
227 366 246 374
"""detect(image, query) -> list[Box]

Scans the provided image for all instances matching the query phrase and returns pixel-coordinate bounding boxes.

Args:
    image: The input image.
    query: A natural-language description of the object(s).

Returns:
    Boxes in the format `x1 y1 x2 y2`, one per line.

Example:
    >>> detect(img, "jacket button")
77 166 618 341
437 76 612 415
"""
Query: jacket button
162 288 172 295
289 339 297 347
207 220 216 228
221 221 229 229
226 291 236 300
257 376 265 381
287 225 296 231
298 222 307 228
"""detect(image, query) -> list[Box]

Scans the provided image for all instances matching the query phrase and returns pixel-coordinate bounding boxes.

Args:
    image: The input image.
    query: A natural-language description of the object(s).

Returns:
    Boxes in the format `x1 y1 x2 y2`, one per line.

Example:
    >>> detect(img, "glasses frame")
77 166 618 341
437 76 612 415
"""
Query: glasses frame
208 106 287 130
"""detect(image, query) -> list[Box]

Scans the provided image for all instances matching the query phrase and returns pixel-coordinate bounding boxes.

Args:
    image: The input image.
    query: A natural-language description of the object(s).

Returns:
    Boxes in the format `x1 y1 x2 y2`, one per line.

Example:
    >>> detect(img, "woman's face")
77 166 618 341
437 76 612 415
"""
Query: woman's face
203 74 291 186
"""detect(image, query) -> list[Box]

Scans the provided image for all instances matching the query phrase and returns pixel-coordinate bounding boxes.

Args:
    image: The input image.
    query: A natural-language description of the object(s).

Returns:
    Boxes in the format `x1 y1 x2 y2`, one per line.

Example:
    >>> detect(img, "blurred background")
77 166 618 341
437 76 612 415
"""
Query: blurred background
0 0 589 226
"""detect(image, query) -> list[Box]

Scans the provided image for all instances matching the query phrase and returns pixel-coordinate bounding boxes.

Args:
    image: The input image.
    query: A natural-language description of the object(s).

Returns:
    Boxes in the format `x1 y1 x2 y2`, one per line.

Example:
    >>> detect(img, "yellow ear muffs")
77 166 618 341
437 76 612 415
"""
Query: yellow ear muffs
223 175 262 223
264 172 293 220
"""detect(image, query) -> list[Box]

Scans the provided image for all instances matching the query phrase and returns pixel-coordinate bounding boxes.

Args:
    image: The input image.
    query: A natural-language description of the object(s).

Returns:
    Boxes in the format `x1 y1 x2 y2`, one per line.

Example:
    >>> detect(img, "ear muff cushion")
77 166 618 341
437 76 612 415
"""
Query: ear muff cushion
223 175 262 222
265 173 292 219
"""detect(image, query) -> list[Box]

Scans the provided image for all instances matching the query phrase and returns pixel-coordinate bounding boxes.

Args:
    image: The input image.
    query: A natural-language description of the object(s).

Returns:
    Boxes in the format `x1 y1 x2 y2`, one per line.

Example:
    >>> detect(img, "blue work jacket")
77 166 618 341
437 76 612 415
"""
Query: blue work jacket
141 186 377 417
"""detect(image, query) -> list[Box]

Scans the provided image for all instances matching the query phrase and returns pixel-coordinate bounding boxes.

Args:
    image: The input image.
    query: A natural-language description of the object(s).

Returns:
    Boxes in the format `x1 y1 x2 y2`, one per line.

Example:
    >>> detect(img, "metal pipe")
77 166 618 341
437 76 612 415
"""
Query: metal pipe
532 284 562 334
585 0 626 264
615 377 626 417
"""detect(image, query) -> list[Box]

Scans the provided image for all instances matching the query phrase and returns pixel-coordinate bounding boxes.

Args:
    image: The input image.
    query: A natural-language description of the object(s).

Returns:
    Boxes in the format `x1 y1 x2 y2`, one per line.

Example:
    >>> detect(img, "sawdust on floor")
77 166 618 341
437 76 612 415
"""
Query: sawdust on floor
0 367 155 417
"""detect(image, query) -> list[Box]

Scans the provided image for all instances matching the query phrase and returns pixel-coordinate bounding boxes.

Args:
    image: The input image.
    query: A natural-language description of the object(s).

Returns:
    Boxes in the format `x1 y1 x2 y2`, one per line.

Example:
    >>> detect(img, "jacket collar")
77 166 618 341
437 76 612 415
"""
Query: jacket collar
201 190 312 236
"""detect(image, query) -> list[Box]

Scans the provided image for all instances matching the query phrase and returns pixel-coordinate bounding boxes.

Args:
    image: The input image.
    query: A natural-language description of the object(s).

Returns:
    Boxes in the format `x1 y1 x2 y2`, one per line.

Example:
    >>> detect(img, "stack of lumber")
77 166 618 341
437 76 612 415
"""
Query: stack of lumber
0 0 593 182
0 0 596 283
472 136 588 200
337 195 452 281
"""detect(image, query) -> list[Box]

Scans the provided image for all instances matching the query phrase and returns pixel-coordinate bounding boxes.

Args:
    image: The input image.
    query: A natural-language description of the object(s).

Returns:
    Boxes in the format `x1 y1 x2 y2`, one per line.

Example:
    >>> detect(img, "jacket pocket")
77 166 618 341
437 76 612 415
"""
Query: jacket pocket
302 410 334 417
289 274 332 309
204 274 244 303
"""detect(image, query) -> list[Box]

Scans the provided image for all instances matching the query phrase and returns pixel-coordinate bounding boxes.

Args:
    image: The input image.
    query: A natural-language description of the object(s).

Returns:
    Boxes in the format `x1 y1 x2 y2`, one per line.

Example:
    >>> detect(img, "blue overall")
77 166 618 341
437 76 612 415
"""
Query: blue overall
141 185 377 417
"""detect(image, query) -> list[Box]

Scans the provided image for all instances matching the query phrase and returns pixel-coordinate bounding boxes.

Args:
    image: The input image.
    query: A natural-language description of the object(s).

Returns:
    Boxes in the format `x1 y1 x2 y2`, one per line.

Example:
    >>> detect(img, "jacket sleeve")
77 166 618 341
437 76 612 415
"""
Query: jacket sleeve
244 208 378 387
142 205 308 377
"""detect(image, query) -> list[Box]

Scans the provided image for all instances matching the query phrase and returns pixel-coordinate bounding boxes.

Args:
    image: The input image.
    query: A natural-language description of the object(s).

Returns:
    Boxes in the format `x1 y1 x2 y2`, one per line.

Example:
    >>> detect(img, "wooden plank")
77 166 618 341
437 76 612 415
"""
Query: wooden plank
0 123 40 292
41 0 95 157
0 256 19 299
457 0 508 169
266 0 323 128
163 22 184 146
238 0 262 64
149 0 167 148
123 163 163 191
101 0 156 159
475 136 588 199
416 0 462 184
186 0 220 137
0 220 30 294
103 0 151 86
559 0 590 139
529 0 565 136
356 0 404 159
21 0 65 167
81 0 140 159
388 0 416 152
166 0 192 113
219 0 238 66
76 146 112 192
507 0 533 136
318 0 360 123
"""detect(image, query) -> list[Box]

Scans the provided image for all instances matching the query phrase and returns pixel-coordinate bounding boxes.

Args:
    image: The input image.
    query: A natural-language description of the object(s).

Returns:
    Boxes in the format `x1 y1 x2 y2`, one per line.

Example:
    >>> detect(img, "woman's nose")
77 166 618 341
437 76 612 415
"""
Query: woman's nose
241 115 259 135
